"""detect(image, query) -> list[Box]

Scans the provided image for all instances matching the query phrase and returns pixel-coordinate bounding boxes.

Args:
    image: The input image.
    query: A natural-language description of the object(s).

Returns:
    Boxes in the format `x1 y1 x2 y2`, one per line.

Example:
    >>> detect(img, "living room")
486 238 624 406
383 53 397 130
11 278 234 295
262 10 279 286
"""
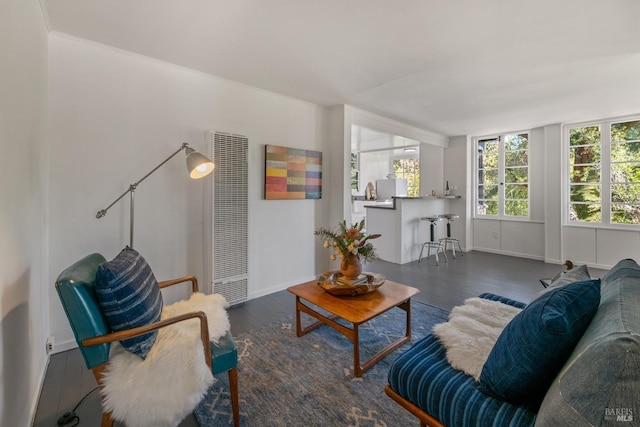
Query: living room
3 1 640 426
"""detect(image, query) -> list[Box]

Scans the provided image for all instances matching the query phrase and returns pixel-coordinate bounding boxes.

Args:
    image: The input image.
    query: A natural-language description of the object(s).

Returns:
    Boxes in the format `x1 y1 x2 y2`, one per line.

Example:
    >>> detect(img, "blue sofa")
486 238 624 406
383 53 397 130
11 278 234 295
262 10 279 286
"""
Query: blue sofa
385 259 640 426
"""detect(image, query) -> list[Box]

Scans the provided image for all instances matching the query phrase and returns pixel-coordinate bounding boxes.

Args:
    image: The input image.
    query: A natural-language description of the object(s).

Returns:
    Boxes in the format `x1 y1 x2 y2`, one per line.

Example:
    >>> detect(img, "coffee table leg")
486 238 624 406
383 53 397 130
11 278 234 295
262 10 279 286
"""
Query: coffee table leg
354 299 413 377
353 324 361 377
295 296 302 336
294 295 414 377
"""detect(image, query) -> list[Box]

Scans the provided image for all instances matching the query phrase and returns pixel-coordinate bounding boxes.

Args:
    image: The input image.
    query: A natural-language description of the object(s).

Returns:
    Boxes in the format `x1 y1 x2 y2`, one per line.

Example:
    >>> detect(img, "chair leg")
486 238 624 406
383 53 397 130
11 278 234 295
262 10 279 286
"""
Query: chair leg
91 364 114 427
101 412 114 427
456 239 464 256
228 367 240 427
418 243 426 262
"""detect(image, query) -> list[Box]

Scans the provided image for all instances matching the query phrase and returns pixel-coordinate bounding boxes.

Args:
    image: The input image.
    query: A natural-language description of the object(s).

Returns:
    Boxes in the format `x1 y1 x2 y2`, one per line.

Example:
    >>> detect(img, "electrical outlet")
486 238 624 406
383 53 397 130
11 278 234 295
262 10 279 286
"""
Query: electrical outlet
46 336 54 354
492 231 499 239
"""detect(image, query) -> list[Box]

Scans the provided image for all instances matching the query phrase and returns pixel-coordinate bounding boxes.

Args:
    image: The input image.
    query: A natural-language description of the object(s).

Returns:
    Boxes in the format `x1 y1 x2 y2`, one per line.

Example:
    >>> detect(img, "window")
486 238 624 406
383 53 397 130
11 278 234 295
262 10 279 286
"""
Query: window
350 153 359 191
611 120 640 224
568 118 640 225
475 133 529 218
568 125 601 222
393 158 420 197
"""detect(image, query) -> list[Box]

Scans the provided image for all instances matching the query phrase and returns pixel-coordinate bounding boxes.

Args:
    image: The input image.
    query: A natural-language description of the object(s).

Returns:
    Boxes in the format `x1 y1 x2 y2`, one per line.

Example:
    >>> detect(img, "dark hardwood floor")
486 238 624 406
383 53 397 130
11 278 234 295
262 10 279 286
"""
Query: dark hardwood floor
33 251 605 426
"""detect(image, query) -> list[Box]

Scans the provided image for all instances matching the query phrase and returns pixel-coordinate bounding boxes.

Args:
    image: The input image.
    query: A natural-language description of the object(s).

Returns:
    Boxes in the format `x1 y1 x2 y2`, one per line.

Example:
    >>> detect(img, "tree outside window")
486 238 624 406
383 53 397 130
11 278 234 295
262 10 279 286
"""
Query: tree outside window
610 120 640 224
570 119 640 225
476 133 529 217
569 125 601 222
392 158 420 197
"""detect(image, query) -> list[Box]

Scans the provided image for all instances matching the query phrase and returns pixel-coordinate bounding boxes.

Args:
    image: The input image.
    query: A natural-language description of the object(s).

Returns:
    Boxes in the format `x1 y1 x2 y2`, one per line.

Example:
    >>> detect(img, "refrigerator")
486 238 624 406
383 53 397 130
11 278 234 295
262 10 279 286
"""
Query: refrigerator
375 179 408 200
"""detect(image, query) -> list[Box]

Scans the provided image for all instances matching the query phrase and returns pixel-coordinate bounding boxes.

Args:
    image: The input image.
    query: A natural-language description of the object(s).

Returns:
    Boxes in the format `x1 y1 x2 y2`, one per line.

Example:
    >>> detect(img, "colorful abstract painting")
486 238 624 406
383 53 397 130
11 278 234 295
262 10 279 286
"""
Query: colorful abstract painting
264 145 322 199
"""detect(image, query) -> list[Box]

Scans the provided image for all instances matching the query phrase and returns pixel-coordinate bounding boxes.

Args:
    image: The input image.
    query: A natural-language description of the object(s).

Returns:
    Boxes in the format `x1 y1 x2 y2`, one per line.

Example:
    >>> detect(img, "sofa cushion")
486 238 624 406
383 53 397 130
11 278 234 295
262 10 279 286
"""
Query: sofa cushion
536 264 591 297
536 259 640 426
387 294 537 427
479 278 601 406
95 247 163 358
388 335 538 427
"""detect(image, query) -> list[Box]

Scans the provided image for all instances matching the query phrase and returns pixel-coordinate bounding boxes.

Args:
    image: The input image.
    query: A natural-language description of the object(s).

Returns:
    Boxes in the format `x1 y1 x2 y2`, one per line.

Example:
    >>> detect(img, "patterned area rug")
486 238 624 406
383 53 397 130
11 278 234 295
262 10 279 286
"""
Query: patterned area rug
193 300 449 426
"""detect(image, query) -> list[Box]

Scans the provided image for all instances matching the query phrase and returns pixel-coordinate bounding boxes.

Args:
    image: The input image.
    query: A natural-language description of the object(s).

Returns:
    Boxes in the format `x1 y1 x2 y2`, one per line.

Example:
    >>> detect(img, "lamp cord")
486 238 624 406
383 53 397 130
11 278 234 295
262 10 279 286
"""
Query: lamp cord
56 386 99 426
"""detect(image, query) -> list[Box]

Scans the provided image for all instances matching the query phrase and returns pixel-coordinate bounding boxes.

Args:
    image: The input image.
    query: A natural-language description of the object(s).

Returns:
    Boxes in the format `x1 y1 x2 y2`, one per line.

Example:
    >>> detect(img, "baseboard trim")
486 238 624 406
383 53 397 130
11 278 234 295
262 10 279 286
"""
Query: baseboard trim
472 247 545 261
30 354 50 426
248 274 317 300
52 339 78 354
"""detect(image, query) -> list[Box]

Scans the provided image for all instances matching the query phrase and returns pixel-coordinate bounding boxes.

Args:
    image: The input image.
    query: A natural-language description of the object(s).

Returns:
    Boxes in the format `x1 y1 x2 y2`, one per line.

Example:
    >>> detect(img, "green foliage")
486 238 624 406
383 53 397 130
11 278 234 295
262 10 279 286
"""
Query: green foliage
504 133 529 151
570 121 640 224
477 134 528 217
350 153 359 190
505 184 528 199
393 158 420 196
505 166 528 183
570 125 600 146
505 200 528 216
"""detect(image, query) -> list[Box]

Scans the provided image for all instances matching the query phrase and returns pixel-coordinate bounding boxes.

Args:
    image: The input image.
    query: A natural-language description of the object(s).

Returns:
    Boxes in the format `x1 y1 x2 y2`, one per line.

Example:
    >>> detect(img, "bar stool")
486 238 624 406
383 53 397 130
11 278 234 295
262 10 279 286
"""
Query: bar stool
439 213 463 258
419 216 448 266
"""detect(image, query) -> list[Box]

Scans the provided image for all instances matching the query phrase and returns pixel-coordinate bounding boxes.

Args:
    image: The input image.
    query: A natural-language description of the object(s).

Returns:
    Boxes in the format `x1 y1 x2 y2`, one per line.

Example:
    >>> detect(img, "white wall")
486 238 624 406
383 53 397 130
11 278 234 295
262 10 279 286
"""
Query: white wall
420 143 444 197
562 226 640 268
0 0 49 424
47 34 332 351
443 136 469 250
359 151 392 194
544 124 563 263
473 219 545 259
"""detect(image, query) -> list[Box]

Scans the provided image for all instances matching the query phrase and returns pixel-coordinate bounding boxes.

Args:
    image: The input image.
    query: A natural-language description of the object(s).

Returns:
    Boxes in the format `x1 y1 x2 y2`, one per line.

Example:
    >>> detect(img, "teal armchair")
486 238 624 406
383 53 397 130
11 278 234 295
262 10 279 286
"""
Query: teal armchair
55 253 239 427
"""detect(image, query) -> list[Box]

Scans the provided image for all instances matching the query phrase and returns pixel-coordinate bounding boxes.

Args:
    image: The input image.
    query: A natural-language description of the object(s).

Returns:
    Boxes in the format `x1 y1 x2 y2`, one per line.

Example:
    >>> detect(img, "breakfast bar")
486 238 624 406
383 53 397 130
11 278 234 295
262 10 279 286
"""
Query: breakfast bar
366 196 462 264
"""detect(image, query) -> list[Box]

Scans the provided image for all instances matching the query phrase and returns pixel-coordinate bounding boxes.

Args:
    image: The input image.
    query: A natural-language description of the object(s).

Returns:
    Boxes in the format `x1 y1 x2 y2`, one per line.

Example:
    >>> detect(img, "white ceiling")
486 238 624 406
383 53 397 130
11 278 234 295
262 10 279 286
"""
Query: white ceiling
43 0 640 137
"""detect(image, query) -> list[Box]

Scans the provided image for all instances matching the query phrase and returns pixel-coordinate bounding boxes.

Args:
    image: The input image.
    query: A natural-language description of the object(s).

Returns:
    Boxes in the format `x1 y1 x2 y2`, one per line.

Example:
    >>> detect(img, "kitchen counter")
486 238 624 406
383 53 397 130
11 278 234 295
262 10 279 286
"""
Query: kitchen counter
364 201 395 209
395 195 461 200
365 196 462 264
363 195 461 211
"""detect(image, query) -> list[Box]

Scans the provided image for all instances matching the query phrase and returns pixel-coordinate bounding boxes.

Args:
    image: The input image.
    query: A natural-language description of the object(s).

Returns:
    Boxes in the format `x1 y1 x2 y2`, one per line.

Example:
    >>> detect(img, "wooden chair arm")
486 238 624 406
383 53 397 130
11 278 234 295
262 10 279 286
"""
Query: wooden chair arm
158 275 199 293
81 311 213 370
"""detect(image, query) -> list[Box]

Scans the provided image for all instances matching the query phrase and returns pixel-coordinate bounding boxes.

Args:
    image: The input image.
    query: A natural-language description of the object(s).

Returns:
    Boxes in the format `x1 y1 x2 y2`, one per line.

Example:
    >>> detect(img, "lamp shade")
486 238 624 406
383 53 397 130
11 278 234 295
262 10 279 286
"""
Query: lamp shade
186 149 215 179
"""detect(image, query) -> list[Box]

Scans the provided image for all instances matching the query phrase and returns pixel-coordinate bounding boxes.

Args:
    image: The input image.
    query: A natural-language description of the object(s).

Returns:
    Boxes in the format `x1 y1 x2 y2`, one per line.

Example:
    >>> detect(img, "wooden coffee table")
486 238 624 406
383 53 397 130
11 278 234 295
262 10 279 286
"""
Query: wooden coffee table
287 279 419 377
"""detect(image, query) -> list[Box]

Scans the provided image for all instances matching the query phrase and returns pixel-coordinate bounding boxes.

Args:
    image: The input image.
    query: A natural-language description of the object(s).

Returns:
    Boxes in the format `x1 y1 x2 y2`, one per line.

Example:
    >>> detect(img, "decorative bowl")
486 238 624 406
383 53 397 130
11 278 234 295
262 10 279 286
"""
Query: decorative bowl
317 271 386 296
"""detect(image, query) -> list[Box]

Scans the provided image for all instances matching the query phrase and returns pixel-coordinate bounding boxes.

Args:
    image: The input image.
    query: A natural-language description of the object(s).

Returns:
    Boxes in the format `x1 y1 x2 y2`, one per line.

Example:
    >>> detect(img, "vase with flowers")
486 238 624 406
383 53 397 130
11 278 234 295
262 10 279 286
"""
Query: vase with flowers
314 220 381 280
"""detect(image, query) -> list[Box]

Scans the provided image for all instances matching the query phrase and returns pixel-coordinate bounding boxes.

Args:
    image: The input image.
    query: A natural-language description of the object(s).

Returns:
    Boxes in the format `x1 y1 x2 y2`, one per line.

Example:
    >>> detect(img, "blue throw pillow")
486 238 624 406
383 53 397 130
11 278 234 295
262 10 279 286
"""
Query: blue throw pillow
479 278 601 406
95 247 163 359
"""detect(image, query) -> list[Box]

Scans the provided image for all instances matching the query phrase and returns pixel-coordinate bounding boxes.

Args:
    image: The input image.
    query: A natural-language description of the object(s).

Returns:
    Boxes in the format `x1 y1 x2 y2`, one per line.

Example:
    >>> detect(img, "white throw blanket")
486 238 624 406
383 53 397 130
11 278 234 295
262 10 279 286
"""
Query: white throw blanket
101 293 230 427
433 297 522 380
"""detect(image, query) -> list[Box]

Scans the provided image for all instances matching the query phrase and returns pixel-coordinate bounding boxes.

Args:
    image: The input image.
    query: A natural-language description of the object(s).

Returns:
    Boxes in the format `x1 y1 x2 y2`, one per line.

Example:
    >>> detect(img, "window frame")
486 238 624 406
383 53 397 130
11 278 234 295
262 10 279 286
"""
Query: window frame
564 115 640 229
473 131 530 220
391 154 420 197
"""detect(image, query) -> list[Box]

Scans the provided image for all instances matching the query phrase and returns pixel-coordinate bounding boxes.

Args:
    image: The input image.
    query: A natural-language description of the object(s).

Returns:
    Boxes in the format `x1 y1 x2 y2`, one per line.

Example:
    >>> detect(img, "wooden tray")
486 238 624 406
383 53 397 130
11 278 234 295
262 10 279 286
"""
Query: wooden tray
317 271 386 296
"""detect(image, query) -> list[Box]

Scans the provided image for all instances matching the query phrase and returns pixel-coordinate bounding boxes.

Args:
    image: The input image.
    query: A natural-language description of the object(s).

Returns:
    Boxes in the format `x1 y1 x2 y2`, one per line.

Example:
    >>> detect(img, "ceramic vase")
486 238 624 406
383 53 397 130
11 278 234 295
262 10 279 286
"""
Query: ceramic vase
340 255 362 280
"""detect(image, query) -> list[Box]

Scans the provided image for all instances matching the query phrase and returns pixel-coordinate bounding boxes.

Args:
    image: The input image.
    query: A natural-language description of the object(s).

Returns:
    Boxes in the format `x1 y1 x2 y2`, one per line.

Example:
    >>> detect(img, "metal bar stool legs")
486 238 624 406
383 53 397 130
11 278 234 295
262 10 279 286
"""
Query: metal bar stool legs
438 214 463 258
418 217 448 266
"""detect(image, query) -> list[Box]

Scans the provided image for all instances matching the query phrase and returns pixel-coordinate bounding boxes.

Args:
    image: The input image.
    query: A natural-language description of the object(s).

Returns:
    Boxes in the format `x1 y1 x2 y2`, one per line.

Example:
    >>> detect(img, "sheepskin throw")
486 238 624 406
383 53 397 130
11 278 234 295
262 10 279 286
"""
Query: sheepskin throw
433 297 522 380
101 293 230 427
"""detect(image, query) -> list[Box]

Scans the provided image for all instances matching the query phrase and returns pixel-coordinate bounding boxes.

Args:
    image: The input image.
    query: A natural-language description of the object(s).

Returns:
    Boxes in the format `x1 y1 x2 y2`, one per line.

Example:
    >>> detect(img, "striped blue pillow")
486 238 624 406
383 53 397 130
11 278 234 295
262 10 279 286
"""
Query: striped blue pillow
95 247 163 359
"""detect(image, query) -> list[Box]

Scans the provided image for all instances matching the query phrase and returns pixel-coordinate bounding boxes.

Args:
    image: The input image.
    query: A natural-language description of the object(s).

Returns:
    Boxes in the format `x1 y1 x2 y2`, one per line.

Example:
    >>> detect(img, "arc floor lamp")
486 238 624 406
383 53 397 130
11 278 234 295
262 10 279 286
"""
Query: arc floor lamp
96 142 215 248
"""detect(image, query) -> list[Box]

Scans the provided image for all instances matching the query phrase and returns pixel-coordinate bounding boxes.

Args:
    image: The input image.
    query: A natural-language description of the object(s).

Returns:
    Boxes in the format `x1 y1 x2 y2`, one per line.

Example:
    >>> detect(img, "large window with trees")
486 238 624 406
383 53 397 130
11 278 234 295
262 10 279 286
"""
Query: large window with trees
568 118 640 225
475 133 529 218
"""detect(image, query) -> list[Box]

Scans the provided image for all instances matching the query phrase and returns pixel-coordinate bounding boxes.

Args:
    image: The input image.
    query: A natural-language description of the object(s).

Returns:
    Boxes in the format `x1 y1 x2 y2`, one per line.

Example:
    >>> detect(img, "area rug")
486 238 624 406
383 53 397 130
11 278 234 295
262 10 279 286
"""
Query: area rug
193 300 449 426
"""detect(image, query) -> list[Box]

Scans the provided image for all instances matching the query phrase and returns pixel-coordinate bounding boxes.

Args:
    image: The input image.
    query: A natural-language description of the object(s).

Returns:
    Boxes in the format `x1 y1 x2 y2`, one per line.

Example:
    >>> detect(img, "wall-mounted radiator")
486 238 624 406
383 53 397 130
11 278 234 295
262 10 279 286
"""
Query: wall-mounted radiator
205 131 248 306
